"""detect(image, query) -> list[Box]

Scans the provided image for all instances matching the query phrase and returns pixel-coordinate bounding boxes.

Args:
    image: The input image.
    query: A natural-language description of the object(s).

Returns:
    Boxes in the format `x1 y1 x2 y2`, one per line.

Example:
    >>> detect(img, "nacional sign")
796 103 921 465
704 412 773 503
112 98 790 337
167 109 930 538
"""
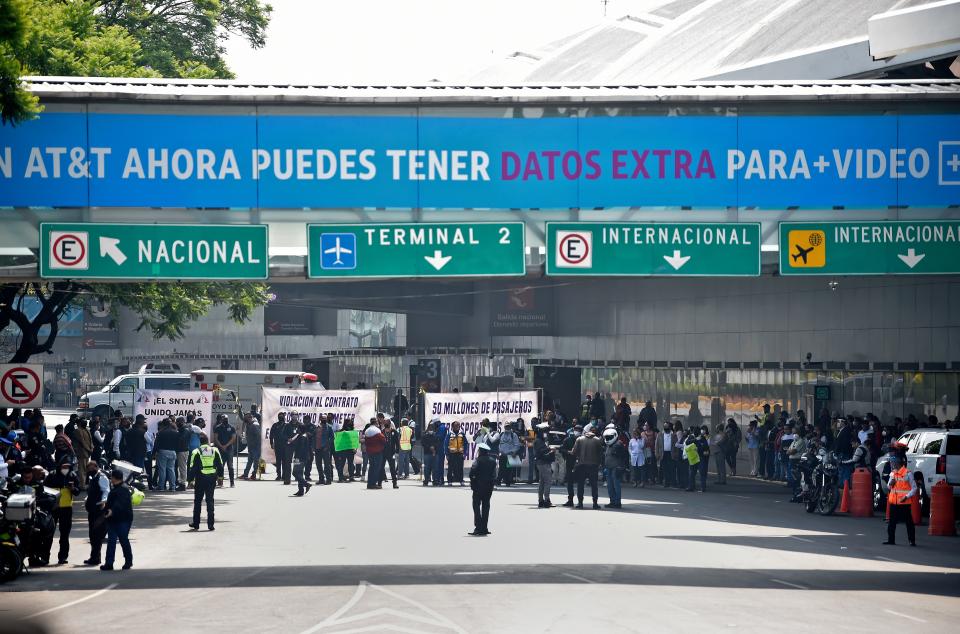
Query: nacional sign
546 222 761 276
3 112 959 208
40 223 269 280
779 220 960 275
306 222 525 278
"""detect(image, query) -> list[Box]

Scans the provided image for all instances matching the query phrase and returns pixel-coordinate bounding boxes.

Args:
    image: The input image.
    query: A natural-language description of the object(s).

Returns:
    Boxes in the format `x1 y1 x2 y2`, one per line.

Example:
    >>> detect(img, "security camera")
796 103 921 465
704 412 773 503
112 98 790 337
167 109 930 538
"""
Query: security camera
805 352 812 362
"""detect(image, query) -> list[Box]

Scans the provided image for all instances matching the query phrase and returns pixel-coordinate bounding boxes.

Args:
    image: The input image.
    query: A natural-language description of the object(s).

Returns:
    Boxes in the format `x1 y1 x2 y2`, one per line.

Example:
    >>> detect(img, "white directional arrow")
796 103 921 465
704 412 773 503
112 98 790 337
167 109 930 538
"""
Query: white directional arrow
424 250 452 271
897 248 925 269
99 236 127 265
663 250 691 270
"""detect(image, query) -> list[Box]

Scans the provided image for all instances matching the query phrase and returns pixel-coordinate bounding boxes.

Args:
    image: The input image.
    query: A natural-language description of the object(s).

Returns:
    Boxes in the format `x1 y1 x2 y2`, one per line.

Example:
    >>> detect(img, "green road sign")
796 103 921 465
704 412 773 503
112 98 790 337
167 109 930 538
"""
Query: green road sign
307 222 525 278
779 220 960 276
545 222 760 276
40 223 269 280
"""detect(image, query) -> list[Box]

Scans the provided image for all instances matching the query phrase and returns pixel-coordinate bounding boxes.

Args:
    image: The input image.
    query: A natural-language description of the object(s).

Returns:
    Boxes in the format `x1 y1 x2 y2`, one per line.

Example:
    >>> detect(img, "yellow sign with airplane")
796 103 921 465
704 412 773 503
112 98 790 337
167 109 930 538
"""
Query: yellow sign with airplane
787 230 825 267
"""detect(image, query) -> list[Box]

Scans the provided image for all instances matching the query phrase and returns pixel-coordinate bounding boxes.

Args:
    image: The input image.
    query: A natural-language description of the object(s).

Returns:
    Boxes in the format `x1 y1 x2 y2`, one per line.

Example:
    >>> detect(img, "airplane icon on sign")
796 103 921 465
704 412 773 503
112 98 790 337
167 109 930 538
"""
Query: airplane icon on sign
323 237 353 265
792 244 814 264
319 233 357 270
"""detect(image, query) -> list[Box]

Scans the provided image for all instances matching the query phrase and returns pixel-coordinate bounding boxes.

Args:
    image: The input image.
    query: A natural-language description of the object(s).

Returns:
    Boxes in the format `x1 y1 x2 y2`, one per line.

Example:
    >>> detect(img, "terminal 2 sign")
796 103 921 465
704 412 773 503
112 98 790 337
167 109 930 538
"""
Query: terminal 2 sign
2 112 959 208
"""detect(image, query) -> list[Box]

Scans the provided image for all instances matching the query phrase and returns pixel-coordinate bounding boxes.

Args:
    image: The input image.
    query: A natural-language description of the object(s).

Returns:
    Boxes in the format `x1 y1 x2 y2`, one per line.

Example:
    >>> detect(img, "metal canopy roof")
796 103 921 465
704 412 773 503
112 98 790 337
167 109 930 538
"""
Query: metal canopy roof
24 76 960 104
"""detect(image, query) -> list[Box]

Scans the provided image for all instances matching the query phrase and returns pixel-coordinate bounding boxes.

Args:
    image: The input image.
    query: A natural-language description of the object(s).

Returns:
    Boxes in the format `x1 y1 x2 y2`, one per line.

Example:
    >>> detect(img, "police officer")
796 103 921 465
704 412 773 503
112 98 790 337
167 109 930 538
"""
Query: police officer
883 454 918 546
188 433 223 531
468 442 497 536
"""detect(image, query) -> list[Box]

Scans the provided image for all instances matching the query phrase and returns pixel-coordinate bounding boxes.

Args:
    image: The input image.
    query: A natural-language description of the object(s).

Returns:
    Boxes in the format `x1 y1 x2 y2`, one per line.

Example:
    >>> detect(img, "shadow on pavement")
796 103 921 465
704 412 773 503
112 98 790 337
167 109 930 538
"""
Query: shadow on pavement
7 563 960 597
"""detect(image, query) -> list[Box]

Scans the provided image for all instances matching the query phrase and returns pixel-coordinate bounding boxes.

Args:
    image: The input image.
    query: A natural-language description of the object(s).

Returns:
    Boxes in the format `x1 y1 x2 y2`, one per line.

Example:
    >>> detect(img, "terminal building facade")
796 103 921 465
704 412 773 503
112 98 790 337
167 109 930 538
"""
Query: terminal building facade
2 78 959 426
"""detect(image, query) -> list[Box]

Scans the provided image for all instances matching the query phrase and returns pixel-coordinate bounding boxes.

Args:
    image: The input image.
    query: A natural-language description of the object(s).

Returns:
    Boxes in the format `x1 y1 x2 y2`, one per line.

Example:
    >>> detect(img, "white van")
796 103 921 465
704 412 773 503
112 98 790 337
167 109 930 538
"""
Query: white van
77 372 191 419
190 369 323 420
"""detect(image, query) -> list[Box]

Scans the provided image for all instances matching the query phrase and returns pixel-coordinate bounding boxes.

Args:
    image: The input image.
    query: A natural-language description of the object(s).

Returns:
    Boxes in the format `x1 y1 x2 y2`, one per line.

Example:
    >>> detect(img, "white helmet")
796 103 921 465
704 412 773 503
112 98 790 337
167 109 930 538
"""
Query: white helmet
602 428 618 446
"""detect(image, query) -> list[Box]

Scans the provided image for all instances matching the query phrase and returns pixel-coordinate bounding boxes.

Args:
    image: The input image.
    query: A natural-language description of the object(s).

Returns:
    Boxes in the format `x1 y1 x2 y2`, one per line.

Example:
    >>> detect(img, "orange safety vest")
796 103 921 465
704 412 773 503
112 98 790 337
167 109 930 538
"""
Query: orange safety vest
448 433 465 454
887 466 912 505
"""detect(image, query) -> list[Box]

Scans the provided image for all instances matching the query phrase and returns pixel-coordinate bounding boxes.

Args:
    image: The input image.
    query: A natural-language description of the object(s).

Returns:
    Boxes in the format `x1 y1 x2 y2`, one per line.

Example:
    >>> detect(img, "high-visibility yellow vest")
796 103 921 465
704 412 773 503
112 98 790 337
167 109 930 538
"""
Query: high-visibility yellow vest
191 444 221 476
399 427 413 451
448 434 465 454
888 466 912 505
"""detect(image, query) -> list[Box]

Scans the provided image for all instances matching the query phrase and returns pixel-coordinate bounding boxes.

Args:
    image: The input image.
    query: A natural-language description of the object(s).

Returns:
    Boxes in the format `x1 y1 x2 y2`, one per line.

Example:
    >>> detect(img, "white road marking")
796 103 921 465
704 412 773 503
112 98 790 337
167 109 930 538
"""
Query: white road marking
875 556 898 563
770 578 808 590
453 571 501 576
300 580 467 634
562 572 597 584
884 609 926 623
700 515 729 522
22 583 118 620
790 536 814 543
725 494 751 500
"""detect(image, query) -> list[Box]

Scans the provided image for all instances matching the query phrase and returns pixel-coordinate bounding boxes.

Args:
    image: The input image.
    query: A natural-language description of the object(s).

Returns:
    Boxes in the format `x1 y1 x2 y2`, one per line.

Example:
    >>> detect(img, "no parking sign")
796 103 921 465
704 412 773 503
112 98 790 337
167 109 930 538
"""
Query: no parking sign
0 364 44 408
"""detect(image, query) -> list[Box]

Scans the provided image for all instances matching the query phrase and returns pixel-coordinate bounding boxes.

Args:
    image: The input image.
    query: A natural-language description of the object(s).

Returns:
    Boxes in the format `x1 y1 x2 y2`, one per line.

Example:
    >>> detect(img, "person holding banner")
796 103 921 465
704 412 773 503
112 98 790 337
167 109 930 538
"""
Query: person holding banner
363 420 386 490
420 421 441 486
270 414 287 482
446 421 467 486
496 422 523 487
334 419 360 483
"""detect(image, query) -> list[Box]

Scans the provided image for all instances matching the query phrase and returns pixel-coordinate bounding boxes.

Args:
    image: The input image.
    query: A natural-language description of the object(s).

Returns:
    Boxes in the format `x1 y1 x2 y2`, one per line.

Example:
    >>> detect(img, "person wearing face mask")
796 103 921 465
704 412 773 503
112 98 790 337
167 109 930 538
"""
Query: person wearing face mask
43 456 82 565
83 460 111 566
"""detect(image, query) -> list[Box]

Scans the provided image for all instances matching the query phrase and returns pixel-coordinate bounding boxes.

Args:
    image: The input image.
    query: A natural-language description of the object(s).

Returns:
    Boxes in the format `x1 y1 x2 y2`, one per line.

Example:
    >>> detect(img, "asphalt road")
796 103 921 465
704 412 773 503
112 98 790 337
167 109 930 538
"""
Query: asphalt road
2 452 959 634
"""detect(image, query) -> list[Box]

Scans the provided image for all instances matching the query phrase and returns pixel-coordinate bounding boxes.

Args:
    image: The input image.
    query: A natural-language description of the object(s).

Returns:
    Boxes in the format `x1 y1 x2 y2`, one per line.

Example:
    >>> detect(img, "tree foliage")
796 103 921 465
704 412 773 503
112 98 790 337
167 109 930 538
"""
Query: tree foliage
1 0 272 123
1 281 270 362
0 0 274 361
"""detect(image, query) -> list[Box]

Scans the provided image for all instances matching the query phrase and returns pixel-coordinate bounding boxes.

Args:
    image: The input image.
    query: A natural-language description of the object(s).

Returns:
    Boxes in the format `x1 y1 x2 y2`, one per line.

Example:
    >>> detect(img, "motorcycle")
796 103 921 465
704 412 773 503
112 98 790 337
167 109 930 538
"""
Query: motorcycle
798 448 839 515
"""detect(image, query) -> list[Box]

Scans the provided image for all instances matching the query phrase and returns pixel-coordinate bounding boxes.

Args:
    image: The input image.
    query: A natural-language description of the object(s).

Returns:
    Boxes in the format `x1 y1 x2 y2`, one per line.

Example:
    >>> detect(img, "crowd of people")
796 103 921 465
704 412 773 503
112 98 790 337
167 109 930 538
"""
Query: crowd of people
2 397 953 564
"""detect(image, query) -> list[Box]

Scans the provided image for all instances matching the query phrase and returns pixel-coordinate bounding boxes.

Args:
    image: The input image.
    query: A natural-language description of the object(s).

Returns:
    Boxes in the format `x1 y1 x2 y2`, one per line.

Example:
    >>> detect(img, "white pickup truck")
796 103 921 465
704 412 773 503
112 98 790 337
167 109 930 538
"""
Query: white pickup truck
77 371 191 420
874 428 960 511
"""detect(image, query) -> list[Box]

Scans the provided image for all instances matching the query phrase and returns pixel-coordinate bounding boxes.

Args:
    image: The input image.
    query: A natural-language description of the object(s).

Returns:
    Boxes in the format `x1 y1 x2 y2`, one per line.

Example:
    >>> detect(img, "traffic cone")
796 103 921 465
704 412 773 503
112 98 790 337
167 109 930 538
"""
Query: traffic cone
928 481 957 536
911 494 922 526
839 481 850 513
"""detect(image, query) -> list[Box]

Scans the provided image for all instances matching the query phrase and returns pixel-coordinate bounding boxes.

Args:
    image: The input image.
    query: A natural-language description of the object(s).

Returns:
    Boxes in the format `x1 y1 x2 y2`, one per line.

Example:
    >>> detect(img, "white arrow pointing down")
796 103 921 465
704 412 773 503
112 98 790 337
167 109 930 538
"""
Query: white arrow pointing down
663 250 691 270
99 237 127 265
897 248 925 269
424 250 452 271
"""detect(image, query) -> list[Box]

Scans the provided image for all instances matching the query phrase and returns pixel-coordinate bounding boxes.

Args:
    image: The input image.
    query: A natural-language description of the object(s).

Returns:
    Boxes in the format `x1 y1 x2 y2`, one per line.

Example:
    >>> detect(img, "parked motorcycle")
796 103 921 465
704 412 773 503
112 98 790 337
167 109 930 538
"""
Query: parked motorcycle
798 448 839 515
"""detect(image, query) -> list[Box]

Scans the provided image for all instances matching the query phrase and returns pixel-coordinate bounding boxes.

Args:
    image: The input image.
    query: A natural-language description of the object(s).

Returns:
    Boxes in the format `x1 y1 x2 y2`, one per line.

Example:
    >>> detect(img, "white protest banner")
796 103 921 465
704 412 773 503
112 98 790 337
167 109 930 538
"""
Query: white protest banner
134 389 213 436
424 390 539 446
259 387 376 463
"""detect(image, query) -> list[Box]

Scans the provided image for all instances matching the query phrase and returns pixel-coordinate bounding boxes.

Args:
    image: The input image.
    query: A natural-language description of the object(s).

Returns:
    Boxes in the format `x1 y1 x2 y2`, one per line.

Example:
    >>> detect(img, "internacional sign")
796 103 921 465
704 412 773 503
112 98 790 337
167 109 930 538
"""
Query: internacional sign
546 222 761 276
40 223 269 280
2 112 959 208
306 222 526 278
779 220 960 275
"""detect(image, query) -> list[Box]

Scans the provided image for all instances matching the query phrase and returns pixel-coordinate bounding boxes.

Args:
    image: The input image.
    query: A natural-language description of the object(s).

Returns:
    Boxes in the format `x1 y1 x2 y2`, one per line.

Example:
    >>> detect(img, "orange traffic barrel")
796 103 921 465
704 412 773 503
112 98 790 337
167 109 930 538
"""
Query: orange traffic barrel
850 467 873 517
928 481 957 536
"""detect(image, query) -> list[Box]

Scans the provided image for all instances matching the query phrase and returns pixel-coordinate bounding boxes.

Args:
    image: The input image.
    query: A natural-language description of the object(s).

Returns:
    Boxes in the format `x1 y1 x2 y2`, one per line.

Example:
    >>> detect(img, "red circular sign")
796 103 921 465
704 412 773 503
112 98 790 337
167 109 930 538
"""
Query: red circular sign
558 233 590 265
1 366 41 405
52 233 86 266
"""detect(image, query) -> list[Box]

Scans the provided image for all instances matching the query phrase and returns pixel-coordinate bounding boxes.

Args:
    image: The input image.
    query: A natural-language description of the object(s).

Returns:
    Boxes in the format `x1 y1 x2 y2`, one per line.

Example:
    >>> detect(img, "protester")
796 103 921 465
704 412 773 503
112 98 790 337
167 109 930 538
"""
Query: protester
446 421 467 486
289 420 313 496
656 421 676 488
420 420 440 486
745 420 759 477
711 425 727 485
364 419 386 490
213 415 237 488
628 428 645 487
560 424 582 506
496 422 523 487
398 418 414 479
572 425 604 509
380 419 400 489
533 422 555 507
313 414 334 485
84 460 110 566
240 414 262 481
602 427 628 509
43 456 81 565
101 468 134 571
